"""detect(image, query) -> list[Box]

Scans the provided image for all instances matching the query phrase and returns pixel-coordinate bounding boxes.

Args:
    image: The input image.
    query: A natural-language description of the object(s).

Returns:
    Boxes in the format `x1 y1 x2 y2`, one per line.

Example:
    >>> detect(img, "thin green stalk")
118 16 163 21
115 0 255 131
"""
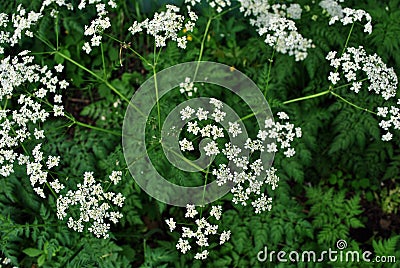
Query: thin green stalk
200 166 210 218
65 114 121 136
341 22 355 57
153 43 162 133
193 16 213 80
105 33 152 67
333 77 368 91
283 89 331 104
55 15 59 50
161 144 207 174
55 51 146 117
264 45 276 97
100 42 107 79
330 91 377 115
34 33 55 50
212 4 240 19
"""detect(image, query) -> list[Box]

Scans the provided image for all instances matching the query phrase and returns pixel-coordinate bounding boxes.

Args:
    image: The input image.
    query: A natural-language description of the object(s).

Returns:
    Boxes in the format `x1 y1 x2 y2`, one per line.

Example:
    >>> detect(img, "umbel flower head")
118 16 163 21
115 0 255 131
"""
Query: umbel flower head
165 204 231 260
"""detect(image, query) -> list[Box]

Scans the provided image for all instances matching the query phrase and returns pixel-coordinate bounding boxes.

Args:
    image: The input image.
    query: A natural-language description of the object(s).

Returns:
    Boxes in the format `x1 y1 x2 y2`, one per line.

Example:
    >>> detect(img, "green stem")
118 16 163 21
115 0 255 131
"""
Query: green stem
55 15 59 50
56 51 145 117
333 77 368 91
65 114 121 136
153 44 162 133
193 16 213 80
105 33 152 67
283 89 331 104
330 91 377 115
34 33 55 50
341 22 355 57
200 166 210 218
100 42 107 79
264 45 276 97
212 4 240 19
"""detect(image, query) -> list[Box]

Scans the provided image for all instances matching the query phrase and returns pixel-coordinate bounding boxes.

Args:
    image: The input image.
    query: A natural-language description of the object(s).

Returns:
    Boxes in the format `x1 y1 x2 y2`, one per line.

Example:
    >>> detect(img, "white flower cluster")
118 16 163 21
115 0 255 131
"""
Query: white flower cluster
165 204 231 260
0 257 11 267
209 0 232 13
80 0 116 54
377 101 400 142
239 1 313 61
179 77 198 97
327 46 398 100
259 112 302 158
185 0 231 13
0 50 125 239
128 5 198 49
319 0 344 18
0 52 67 198
179 99 302 213
329 7 372 34
286 4 303 20
0 1 76 53
40 0 74 17
0 5 42 51
326 47 399 141
56 171 125 239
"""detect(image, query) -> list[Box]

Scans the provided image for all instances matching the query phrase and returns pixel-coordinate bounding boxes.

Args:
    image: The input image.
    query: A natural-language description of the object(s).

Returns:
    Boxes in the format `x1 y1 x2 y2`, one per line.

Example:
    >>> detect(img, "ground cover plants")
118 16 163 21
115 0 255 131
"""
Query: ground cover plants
0 0 400 267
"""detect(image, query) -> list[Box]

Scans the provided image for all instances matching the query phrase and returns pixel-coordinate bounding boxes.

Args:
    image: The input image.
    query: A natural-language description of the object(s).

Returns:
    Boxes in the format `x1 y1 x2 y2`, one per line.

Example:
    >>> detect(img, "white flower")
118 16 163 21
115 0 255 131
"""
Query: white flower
203 141 220 156
54 94 62 103
165 218 176 232
328 72 340 84
34 128 45 139
82 42 92 54
179 138 194 151
109 170 122 185
211 109 226 122
382 132 392 141
209 98 223 109
53 105 64 116
228 121 242 137
47 155 60 169
220 230 231 245
54 64 64 72
180 106 195 120
210 205 222 220
194 249 209 260
196 107 209 120
185 204 198 218
176 238 191 254
187 121 200 135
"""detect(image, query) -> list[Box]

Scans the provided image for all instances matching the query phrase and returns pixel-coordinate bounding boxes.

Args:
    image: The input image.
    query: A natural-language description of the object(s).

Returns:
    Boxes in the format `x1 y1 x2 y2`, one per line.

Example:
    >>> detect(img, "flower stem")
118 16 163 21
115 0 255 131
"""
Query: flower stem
55 51 145 117
283 89 331 104
194 16 213 80
330 91 377 115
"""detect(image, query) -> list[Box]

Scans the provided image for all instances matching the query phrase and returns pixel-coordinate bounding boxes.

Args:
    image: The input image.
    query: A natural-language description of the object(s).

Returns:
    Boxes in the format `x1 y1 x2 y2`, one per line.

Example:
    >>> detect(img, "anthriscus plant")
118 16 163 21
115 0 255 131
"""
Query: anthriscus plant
0 0 399 267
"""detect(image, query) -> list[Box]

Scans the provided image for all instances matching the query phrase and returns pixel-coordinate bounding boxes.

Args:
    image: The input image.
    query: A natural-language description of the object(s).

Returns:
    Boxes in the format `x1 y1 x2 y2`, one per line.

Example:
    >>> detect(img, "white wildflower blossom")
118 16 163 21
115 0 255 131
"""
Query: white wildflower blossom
179 77 197 96
220 230 231 245
165 218 176 232
169 205 230 260
109 170 122 185
179 138 194 151
56 171 125 238
128 5 197 49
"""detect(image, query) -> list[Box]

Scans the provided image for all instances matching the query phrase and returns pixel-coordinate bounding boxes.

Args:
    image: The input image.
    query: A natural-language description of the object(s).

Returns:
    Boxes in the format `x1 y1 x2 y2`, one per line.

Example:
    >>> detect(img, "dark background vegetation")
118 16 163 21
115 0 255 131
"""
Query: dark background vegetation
1 0 400 267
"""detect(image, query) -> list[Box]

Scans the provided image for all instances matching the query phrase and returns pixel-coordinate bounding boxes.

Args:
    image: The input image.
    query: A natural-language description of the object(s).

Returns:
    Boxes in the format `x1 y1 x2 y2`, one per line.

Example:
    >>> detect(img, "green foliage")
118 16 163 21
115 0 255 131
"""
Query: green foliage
306 187 364 246
1 0 400 267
